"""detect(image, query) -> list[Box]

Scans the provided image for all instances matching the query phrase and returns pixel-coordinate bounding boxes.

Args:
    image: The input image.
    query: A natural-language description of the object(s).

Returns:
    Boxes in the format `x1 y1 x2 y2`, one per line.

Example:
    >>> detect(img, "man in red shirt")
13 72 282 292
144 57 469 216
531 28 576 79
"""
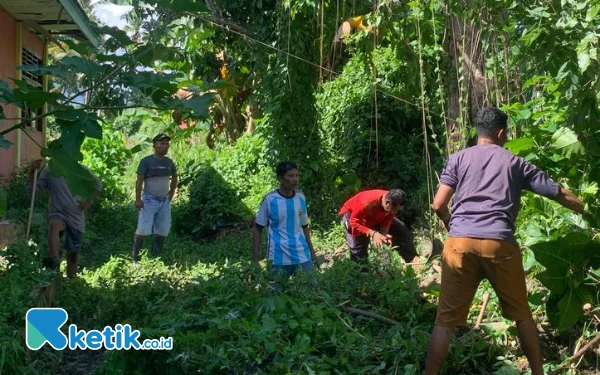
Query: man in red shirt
339 189 417 266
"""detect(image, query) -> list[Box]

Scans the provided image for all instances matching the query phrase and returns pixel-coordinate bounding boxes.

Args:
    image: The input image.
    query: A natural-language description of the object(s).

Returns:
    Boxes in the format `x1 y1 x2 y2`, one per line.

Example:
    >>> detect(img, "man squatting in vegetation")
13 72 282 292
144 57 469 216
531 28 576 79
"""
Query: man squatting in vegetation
27 159 102 278
132 133 178 266
253 161 317 281
339 188 420 270
424 107 585 375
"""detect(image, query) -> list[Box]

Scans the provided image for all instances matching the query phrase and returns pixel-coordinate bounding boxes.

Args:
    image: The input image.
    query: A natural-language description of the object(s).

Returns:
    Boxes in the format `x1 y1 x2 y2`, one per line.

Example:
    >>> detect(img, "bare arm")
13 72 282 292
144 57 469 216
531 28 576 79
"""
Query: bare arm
26 160 47 197
554 186 585 214
302 225 316 260
78 189 100 212
252 225 263 263
135 174 144 209
432 184 455 231
169 170 178 201
79 171 102 212
28 160 43 184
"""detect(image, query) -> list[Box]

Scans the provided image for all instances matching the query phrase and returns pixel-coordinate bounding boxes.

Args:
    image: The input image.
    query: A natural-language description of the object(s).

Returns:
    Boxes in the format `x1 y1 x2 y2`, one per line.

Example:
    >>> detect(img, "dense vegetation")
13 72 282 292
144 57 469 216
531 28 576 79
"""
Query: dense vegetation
1 0 599 373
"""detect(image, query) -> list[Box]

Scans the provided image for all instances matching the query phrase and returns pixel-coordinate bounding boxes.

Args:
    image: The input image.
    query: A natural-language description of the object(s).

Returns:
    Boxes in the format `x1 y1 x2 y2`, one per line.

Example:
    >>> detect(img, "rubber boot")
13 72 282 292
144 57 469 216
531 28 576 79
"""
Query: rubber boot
132 236 144 267
152 235 166 258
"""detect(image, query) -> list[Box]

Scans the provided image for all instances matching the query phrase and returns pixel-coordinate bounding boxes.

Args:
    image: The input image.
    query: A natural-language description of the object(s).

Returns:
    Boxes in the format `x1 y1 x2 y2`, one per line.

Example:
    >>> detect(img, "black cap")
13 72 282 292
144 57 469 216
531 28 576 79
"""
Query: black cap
152 133 171 143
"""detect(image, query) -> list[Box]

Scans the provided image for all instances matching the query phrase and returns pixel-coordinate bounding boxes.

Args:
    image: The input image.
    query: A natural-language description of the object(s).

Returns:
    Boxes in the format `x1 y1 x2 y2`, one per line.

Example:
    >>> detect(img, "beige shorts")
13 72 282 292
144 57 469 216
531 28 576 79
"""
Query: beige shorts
435 237 532 327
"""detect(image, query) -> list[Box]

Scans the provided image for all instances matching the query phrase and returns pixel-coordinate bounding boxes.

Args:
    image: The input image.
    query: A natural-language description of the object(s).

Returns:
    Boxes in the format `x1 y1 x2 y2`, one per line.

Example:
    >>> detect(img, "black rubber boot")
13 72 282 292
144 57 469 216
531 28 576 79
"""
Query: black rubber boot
151 235 166 257
132 236 144 266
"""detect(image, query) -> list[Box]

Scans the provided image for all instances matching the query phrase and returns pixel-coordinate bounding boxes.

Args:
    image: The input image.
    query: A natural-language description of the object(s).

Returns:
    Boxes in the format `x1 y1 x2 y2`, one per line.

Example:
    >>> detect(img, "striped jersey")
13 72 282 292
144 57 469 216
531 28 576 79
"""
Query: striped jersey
255 189 312 265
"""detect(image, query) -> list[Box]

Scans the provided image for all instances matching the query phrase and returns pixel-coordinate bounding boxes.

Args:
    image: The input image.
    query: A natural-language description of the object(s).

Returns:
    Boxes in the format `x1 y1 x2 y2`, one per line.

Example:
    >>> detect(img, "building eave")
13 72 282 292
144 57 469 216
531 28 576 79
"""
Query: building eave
0 0 101 47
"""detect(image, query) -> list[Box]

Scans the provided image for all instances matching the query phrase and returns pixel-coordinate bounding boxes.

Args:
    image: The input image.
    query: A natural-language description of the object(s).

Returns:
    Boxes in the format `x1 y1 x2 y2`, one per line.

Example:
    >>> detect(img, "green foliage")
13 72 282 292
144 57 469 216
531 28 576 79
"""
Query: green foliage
529 232 600 331
317 46 443 225
81 125 140 200
0 240 55 374
206 133 274 211
501 7 600 329
0 134 12 148
2 2 600 371
173 166 253 239
0 3 213 202
112 113 143 136
0 164 48 221
501 53 600 332
137 115 172 139
1 196 598 374
504 1 600 206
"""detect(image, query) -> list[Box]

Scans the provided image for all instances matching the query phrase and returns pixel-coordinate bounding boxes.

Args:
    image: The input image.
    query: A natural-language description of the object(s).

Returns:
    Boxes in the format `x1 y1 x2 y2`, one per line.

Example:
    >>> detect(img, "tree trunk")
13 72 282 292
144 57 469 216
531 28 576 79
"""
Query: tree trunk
445 14 490 153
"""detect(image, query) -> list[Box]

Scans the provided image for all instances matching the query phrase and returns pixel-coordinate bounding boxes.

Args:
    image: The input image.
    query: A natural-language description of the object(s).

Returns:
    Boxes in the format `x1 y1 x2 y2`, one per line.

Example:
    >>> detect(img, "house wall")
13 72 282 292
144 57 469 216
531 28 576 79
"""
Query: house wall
20 27 45 167
0 8 46 181
0 8 18 181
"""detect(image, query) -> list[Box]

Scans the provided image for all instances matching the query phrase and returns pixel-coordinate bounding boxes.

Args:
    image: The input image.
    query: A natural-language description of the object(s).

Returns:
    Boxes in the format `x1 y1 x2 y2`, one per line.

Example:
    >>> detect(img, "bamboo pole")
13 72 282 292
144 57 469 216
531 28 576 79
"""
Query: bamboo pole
26 166 39 238
475 292 491 328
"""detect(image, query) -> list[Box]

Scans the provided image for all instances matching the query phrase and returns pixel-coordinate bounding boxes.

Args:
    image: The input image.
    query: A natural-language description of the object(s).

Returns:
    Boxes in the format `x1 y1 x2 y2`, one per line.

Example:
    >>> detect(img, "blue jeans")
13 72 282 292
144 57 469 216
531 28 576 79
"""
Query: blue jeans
135 194 171 236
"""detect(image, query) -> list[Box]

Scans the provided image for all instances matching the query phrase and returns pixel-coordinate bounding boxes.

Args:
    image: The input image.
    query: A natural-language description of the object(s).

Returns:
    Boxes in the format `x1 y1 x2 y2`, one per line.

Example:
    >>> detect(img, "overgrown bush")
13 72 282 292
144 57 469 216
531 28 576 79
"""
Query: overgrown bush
0 240 54 374
112 113 143 136
0 164 48 222
138 116 170 138
81 125 140 201
317 46 445 226
173 166 254 240
173 132 276 240
207 133 274 211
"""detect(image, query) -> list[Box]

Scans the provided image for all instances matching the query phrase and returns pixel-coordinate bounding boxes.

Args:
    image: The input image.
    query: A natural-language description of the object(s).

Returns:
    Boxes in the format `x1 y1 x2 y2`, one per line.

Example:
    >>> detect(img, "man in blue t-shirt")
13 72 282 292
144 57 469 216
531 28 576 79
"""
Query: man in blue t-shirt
132 133 178 266
253 161 316 280
424 107 585 375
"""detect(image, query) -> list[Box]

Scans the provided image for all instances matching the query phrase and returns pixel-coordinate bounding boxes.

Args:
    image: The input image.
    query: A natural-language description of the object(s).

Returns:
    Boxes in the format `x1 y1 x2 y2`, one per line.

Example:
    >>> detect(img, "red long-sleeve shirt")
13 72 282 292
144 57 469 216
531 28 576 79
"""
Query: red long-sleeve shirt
338 189 394 238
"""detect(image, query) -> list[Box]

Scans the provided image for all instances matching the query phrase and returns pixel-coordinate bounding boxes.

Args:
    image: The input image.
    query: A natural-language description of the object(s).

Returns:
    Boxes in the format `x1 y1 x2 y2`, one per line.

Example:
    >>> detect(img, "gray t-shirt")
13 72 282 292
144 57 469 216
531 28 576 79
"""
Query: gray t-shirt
26 166 102 233
137 155 176 198
440 144 559 244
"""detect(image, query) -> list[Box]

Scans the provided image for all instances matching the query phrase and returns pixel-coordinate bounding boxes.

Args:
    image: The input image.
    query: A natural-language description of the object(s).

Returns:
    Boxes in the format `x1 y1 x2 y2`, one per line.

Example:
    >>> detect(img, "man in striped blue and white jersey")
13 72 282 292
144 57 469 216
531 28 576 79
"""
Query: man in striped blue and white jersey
253 161 316 279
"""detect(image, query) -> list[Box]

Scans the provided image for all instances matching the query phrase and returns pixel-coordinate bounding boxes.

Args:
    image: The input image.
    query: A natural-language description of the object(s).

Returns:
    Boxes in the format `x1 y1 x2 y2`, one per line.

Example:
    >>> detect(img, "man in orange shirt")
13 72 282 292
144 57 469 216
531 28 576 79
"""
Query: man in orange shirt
339 189 417 266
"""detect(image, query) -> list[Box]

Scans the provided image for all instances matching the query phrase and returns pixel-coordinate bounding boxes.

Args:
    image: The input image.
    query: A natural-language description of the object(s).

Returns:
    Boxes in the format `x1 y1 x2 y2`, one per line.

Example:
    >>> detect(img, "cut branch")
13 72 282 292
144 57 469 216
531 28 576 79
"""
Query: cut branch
341 306 400 325
569 334 600 362
475 292 491 328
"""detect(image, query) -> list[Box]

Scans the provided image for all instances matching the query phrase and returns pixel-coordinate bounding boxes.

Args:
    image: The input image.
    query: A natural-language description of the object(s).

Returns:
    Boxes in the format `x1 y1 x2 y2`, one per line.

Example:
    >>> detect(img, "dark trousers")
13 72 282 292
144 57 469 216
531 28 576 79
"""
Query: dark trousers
343 213 417 264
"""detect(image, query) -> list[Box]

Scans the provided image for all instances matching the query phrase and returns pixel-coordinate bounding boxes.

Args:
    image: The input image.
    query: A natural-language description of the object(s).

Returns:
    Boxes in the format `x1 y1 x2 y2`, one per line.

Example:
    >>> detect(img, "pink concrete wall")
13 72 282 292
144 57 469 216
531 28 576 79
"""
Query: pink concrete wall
0 9 18 181
20 28 45 166
0 9 46 181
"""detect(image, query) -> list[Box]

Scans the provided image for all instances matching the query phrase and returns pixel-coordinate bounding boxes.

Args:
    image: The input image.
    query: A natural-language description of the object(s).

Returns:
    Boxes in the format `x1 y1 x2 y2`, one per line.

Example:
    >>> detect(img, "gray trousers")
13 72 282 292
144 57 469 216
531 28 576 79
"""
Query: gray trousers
343 213 417 264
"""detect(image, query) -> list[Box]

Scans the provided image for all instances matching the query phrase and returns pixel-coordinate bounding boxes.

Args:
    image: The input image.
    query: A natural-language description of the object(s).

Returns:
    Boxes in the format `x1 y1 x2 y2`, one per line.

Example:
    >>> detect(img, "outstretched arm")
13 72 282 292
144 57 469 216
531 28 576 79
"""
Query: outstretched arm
554 186 585 214
135 174 144 209
78 189 100 212
253 225 263 264
26 160 48 197
79 170 102 212
169 170 178 201
432 184 455 231
302 225 316 260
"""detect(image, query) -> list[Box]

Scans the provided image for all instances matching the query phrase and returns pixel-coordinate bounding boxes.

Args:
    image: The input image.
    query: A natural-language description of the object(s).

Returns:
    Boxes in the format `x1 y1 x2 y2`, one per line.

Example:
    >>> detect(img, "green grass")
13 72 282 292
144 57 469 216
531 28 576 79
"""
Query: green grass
0 196 597 375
